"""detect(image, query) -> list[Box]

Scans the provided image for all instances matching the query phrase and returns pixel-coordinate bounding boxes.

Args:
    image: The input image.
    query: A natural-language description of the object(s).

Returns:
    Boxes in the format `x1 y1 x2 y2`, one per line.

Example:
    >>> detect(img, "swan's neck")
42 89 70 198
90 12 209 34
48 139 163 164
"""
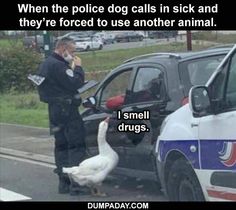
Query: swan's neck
98 141 113 154
97 130 113 155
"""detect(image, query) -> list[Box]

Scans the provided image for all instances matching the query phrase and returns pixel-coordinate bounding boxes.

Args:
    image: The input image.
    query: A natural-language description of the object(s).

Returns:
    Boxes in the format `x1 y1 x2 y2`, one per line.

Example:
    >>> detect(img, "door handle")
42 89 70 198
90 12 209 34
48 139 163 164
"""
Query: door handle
191 123 199 127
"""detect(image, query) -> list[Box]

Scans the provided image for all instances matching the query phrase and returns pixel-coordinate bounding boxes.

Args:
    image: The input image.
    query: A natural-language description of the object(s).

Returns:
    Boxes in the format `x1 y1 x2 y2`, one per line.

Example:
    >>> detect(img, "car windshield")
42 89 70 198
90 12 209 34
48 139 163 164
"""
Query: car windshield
180 55 225 88
75 37 91 42
187 57 224 85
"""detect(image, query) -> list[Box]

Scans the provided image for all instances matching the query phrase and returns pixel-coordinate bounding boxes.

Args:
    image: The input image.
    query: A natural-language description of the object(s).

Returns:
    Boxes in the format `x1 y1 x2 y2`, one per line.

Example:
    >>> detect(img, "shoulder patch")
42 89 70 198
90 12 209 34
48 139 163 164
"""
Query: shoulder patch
66 69 74 77
28 74 45 86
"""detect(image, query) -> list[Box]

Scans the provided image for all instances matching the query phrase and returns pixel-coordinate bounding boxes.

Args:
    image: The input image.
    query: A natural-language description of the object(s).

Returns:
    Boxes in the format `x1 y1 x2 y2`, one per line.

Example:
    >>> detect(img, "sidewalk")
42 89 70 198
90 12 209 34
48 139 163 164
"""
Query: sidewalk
0 123 54 163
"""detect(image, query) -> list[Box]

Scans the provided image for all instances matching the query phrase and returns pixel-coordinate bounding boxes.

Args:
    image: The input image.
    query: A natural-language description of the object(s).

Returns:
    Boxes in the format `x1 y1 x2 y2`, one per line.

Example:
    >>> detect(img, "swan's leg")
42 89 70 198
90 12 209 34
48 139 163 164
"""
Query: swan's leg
67 174 74 183
91 185 107 197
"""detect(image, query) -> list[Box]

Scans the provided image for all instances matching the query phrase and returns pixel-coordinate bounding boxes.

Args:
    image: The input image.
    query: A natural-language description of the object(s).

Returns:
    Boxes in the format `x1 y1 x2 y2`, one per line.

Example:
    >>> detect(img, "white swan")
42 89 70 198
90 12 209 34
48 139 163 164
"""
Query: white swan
63 117 119 196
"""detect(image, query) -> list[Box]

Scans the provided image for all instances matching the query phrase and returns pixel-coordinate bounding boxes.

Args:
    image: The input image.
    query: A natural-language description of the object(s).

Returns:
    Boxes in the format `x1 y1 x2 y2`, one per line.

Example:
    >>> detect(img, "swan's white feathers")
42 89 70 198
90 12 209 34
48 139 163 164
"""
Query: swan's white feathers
62 118 119 189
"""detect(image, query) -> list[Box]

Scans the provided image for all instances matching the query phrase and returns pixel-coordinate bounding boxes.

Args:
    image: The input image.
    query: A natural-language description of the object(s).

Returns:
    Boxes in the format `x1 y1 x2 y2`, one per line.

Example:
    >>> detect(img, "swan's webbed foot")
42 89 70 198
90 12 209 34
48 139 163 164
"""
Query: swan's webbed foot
91 186 107 197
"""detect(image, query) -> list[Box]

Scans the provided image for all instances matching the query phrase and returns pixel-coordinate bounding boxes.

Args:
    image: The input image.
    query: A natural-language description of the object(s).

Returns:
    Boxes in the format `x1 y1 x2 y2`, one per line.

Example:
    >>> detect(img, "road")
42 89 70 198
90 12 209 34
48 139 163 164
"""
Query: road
0 156 166 201
103 38 171 51
80 36 186 54
0 115 167 202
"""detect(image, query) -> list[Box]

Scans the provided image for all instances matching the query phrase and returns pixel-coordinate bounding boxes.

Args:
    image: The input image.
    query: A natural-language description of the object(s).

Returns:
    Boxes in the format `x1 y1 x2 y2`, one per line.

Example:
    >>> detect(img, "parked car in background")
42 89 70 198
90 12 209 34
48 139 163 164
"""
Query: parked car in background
93 32 116 44
74 37 103 51
149 30 178 39
115 31 144 42
156 45 236 201
56 32 89 41
103 33 116 44
81 47 231 177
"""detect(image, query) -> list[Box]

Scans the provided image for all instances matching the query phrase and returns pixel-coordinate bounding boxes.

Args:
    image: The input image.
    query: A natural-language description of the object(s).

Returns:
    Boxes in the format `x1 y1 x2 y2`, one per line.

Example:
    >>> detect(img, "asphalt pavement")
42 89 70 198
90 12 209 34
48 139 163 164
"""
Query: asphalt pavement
0 123 166 201
0 157 165 201
0 123 54 158
0 123 156 179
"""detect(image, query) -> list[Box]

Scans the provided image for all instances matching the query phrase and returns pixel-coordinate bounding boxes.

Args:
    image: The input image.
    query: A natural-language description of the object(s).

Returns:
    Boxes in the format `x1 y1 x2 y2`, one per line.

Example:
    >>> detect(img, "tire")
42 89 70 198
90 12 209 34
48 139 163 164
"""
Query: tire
98 44 103 50
86 46 90 51
167 158 205 201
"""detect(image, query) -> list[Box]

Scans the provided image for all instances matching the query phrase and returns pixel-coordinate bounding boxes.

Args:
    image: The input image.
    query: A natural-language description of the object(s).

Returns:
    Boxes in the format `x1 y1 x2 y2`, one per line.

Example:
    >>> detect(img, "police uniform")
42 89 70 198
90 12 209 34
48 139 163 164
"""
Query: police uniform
37 52 86 194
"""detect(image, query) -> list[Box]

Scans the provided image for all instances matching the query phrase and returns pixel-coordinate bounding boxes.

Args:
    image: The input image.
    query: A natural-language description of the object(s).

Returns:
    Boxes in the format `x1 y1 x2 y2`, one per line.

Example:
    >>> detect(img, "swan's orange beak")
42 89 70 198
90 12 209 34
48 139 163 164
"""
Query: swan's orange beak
104 117 110 123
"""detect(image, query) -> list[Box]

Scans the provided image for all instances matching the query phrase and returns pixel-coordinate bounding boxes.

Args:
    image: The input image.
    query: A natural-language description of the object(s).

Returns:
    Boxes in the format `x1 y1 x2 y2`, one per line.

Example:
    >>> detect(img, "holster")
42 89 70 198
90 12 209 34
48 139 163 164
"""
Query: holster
72 94 81 107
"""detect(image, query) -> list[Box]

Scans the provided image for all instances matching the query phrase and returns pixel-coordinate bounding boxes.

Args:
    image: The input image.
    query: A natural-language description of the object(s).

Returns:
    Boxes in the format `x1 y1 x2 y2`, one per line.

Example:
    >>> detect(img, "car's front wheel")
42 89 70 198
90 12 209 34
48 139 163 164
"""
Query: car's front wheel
98 44 103 50
167 158 205 201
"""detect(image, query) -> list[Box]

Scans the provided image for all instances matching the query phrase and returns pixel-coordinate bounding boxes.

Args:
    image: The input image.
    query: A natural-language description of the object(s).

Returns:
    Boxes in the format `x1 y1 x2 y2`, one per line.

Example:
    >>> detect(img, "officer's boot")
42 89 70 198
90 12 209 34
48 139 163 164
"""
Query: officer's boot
69 180 91 196
58 174 70 194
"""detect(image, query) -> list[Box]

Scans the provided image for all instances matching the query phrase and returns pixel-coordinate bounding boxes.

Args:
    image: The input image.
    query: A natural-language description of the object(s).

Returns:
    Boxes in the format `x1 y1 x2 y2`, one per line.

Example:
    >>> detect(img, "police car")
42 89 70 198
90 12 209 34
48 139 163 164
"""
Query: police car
156 45 236 201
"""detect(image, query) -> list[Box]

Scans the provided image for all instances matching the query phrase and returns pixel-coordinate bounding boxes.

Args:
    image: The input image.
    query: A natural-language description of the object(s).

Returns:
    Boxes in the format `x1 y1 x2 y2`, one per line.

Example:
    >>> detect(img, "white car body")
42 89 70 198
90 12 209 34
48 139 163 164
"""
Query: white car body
75 38 103 51
93 32 116 44
156 45 236 201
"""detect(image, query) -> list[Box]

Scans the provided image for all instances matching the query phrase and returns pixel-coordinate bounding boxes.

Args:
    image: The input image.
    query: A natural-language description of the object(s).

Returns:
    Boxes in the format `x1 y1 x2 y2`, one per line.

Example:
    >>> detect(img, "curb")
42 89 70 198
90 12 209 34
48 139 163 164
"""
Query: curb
0 123 48 130
0 147 54 165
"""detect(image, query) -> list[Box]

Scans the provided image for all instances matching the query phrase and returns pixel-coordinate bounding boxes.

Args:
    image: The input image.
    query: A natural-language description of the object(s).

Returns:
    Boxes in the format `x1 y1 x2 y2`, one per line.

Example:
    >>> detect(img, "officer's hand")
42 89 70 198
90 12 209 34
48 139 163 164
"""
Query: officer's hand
73 56 82 67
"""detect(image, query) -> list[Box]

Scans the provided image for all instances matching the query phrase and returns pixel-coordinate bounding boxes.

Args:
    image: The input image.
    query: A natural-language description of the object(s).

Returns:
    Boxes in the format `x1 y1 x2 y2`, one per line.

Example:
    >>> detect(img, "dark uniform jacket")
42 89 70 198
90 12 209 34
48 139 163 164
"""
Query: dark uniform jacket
37 52 85 103
37 52 85 129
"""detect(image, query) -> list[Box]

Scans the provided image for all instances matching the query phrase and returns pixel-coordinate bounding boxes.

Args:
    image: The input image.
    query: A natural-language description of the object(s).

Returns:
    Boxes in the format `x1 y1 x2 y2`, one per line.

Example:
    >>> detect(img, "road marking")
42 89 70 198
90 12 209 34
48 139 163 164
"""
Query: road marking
0 188 31 201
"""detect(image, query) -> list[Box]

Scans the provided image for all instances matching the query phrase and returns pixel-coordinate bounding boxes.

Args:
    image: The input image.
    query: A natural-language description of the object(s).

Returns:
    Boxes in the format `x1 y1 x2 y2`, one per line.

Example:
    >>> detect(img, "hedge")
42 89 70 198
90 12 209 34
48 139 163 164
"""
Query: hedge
0 46 43 93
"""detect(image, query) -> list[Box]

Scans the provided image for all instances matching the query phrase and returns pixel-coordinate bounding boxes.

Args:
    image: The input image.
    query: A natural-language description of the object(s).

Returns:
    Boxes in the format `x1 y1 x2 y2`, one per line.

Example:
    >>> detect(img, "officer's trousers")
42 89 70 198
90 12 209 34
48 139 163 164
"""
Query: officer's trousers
49 103 86 176
54 117 86 173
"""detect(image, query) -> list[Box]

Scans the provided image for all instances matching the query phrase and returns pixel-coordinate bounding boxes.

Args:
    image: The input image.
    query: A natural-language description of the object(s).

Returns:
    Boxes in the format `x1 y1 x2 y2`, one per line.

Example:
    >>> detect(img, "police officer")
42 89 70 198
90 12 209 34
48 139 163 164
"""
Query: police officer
37 37 86 195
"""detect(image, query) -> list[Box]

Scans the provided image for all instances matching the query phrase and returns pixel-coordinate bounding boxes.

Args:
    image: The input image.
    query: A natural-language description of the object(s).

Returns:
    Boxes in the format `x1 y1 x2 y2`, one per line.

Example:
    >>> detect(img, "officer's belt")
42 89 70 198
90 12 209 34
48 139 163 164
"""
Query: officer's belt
45 96 73 104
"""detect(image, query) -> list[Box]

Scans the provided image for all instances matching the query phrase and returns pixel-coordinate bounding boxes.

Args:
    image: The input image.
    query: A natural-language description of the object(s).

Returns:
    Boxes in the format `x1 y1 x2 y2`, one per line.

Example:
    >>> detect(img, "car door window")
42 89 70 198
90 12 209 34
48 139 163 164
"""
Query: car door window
99 69 132 106
132 67 166 103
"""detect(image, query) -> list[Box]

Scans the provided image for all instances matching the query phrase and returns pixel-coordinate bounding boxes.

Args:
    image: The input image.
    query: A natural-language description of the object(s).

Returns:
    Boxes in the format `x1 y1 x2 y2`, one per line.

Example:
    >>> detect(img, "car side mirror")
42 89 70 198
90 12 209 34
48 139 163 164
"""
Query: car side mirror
82 96 97 109
189 86 212 117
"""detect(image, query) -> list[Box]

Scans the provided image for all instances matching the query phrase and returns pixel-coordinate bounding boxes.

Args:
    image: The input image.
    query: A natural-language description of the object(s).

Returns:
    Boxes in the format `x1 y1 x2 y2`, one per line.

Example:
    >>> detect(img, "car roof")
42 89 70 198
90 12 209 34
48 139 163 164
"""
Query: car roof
123 47 232 64
104 46 233 79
